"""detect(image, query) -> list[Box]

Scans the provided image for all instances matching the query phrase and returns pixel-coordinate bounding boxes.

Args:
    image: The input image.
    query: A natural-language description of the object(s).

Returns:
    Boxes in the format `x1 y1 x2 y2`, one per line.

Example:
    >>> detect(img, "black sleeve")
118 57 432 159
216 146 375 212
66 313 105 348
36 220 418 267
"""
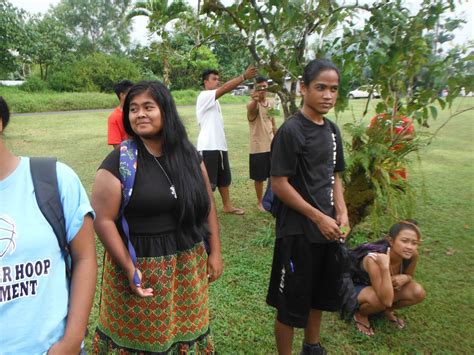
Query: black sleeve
270 121 303 177
98 147 121 180
334 123 345 172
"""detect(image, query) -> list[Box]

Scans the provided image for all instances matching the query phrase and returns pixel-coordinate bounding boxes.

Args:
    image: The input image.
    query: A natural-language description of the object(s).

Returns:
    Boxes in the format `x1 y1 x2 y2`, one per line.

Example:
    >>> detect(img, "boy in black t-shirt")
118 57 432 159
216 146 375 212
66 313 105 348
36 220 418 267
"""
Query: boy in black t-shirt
266 59 350 355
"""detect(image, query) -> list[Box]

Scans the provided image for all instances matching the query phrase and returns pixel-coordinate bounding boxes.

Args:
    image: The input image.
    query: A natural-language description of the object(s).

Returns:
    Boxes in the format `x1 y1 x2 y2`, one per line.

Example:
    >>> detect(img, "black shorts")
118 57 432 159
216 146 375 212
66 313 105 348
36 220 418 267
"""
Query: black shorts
249 152 271 181
201 150 232 191
266 235 342 328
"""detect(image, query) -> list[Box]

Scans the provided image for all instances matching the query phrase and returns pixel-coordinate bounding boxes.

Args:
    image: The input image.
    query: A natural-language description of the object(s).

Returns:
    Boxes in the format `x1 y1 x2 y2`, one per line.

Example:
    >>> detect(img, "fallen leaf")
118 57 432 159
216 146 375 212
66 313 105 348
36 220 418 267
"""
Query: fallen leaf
446 248 455 256
464 224 470 229
423 248 432 256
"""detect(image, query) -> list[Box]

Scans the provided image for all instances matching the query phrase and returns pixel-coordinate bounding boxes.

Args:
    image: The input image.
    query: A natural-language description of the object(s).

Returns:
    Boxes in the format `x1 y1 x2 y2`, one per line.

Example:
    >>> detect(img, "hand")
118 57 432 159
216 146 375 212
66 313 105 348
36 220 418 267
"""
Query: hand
48 339 81 355
337 213 350 239
244 66 257 80
207 252 223 283
251 91 260 101
391 274 411 290
312 213 342 241
367 247 391 270
127 268 154 297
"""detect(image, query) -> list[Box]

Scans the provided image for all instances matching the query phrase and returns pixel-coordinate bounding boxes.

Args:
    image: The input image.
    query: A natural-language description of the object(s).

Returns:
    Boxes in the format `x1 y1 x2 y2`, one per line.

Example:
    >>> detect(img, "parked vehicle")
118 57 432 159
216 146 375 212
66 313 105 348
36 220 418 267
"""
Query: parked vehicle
231 85 249 96
348 85 381 99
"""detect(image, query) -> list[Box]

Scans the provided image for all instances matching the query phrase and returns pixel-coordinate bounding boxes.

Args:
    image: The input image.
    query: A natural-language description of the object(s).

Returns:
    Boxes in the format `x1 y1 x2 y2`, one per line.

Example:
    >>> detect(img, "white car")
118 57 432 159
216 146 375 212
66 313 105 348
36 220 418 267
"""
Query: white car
348 85 380 99
231 85 249 96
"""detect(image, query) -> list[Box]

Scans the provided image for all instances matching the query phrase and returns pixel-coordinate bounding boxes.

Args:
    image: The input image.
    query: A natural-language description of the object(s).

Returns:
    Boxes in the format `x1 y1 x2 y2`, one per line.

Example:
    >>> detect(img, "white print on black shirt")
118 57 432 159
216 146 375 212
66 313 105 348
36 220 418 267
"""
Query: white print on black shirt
279 266 286 293
330 132 337 206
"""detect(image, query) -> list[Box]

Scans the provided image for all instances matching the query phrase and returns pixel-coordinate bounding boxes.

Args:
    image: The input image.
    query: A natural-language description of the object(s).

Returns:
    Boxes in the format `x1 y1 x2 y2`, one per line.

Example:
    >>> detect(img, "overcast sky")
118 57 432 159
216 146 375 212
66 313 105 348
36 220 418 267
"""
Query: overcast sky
10 0 474 47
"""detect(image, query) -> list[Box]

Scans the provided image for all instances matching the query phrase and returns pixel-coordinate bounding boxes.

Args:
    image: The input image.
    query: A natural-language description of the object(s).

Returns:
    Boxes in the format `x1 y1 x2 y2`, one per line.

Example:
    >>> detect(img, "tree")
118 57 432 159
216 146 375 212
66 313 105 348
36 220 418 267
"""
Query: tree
52 0 132 54
0 0 27 77
127 0 192 86
201 0 473 232
201 0 361 118
21 15 73 80
330 0 473 229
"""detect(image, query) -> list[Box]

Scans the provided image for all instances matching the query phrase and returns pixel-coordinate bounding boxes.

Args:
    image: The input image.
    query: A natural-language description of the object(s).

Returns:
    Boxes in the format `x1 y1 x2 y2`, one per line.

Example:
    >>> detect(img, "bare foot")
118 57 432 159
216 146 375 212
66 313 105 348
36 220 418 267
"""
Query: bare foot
257 203 266 212
222 207 245 215
353 312 374 336
385 310 405 329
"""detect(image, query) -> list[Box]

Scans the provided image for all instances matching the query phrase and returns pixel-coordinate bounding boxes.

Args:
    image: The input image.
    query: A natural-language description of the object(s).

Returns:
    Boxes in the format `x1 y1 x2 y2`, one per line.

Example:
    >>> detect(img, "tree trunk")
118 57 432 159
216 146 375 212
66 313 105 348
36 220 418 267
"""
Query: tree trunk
275 78 300 119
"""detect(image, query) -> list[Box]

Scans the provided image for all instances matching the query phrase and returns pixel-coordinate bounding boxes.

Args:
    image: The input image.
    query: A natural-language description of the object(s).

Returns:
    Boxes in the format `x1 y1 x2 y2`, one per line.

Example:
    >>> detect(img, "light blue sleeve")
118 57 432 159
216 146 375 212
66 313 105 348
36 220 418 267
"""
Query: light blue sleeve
55 162 95 243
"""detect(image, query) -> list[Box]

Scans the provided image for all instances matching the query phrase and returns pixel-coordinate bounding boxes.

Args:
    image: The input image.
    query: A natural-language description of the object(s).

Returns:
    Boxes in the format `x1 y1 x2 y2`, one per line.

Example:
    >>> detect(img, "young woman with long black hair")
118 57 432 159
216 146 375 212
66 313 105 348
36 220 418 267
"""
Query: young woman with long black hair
91 81 222 353
351 221 426 336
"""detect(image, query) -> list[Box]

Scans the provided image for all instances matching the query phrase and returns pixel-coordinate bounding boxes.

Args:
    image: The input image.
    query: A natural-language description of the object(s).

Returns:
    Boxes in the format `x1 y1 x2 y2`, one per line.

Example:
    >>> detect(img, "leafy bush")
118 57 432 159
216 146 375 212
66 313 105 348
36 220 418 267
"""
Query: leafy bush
20 76 48 92
47 70 79 92
48 53 142 92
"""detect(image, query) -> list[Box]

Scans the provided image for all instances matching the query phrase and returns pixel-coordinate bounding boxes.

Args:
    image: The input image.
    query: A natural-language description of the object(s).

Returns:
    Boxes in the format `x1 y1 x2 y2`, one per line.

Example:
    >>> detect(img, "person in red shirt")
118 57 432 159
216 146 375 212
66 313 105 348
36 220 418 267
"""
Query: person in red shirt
368 113 415 180
108 80 134 148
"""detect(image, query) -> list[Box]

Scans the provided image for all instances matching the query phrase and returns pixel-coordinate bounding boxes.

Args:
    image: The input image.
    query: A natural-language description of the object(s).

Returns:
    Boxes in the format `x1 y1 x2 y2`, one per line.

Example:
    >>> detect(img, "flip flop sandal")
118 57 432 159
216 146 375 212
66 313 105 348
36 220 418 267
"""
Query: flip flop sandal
353 315 374 336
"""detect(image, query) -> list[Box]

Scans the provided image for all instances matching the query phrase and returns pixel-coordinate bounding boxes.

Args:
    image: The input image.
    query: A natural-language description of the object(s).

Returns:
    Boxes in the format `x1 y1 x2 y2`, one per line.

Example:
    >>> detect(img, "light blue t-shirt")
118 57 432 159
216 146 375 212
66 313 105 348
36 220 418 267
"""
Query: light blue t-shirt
0 157 94 354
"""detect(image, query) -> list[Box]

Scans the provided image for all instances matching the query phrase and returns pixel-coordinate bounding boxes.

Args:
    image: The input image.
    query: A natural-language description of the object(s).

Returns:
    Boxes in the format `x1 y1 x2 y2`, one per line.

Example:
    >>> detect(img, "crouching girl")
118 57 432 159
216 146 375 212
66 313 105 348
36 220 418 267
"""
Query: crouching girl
351 221 426 336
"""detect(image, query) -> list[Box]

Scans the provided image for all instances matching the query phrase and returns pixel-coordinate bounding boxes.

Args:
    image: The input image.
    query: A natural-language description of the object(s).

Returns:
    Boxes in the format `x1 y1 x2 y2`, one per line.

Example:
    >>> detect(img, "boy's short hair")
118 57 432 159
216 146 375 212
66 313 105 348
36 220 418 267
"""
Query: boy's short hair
113 80 134 99
303 59 340 86
255 76 268 84
202 69 219 84
0 96 10 130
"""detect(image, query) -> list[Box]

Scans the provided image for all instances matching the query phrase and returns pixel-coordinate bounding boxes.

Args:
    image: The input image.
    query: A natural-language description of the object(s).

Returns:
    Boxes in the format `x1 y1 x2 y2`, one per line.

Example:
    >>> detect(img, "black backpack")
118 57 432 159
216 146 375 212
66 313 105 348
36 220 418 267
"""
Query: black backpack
30 157 71 280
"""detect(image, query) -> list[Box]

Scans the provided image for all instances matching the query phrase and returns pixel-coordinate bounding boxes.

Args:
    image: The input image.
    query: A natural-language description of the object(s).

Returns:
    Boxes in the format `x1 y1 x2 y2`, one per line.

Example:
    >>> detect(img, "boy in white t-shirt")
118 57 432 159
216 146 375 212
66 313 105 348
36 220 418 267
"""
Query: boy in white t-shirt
196 67 257 215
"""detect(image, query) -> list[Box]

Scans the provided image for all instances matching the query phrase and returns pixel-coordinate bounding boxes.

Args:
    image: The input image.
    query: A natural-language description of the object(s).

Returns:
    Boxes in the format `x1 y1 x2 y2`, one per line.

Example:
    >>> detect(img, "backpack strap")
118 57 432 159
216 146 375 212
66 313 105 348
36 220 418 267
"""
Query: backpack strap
118 140 141 286
30 157 70 280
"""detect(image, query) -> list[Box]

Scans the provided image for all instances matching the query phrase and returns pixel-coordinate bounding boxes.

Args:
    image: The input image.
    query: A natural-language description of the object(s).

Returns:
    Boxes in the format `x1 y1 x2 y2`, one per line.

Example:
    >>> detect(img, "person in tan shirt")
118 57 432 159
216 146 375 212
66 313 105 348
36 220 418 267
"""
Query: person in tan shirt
247 77 276 211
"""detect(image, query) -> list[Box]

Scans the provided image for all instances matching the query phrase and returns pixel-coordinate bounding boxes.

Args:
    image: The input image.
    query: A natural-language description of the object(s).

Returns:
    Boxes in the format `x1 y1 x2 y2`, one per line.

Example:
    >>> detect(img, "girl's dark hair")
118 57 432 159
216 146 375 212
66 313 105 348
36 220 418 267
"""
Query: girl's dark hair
389 219 421 240
302 58 340 86
0 96 10 130
123 81 210 242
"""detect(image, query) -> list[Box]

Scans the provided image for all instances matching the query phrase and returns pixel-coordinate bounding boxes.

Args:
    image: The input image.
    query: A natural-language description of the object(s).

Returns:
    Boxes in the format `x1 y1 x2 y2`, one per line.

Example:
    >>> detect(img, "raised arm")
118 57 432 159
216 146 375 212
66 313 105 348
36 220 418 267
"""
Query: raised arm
272 175 342 240
200 162 223 282
91 169 153 297
215 67 257 100
48 215 97 354
247 90 260 120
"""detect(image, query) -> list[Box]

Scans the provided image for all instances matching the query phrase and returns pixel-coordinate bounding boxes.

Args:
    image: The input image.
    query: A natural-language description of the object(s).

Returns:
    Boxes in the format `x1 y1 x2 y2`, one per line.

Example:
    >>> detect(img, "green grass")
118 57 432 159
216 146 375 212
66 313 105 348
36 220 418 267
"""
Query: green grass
0 86 250 113
4 97 474 353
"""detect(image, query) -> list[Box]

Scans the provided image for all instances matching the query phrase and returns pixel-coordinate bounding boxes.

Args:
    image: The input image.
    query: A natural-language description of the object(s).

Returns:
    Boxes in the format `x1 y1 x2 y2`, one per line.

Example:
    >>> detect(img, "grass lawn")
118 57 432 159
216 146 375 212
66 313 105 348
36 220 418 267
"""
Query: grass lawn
4 98 473 353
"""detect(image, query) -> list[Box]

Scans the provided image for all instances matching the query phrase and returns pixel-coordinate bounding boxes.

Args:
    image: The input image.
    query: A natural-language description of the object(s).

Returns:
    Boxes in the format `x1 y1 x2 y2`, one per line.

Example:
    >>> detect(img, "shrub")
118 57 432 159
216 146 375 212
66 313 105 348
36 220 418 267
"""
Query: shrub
47 70 80 92
20 76 48 92
48 53 142 92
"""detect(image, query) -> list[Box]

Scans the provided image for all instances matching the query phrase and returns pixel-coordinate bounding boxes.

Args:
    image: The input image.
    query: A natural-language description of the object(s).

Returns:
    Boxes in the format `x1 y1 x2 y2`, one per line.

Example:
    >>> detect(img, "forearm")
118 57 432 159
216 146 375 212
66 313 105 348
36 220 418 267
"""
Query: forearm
334 174 348 219
247 100 259 118
216 75 247 99
95 219 135 275
206 196 221 256
62 256 97 349
374 268 394 307
272 176 325 223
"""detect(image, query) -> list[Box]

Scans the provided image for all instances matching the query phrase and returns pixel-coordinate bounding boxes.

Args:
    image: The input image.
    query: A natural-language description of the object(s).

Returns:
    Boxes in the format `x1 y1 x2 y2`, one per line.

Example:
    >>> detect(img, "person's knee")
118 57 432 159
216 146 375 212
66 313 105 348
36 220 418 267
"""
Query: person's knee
361 293 387 313
411 283 426 304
